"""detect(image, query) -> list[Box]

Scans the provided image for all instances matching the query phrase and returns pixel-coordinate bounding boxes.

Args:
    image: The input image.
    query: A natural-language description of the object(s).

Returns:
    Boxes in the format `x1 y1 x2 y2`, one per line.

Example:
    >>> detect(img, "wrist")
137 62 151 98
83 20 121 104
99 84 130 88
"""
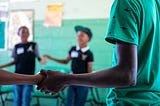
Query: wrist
34 74 45 85
64 74 75 86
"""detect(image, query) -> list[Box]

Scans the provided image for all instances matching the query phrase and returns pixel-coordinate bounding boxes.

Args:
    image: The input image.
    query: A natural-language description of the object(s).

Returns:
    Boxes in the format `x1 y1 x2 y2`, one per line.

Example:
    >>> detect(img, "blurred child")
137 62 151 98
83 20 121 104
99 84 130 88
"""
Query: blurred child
44 25 94 106
0 26 45 106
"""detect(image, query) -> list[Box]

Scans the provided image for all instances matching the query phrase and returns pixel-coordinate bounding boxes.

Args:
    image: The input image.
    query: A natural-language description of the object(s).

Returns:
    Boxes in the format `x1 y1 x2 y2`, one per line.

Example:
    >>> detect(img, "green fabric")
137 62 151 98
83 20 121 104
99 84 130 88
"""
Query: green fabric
105 0 160 105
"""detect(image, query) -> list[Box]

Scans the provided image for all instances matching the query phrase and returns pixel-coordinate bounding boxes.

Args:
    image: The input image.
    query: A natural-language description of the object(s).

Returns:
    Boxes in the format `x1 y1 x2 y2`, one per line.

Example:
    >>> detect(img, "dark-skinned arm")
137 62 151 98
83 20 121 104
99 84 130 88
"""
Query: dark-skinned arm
0 59 16 69
0 69 44 85
66 41 137 88
87 62 93 73
37 41 137 93
43 54 70 64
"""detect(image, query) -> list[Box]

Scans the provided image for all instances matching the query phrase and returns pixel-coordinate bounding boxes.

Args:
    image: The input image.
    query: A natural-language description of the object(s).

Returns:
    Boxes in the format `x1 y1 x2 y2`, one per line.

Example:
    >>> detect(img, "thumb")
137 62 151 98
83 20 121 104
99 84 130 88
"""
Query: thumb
40 70 47 76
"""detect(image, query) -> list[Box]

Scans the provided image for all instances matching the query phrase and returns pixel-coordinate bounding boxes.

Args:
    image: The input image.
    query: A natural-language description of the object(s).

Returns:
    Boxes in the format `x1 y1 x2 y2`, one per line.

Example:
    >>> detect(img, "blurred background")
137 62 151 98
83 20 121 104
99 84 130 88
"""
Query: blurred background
0 0 114 106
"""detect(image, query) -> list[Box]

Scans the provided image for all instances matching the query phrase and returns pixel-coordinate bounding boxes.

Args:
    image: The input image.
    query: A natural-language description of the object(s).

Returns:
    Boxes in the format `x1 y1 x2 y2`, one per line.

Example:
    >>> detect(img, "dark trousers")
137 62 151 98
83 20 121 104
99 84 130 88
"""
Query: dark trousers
65 85 88 106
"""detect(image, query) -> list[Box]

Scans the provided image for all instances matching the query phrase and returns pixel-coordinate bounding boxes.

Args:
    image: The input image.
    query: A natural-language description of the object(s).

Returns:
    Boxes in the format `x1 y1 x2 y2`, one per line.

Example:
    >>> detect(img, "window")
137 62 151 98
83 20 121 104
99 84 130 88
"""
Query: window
0 2 8 50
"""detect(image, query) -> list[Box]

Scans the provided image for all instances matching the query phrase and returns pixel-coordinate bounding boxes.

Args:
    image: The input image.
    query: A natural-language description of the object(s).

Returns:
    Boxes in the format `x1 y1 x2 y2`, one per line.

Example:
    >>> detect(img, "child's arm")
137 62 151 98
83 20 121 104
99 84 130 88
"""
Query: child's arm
0 59 16 69
87 62 93 73
87 52 94 73
0 46 17 69
44 55 71 64
0 69 44 85
34 44 46 64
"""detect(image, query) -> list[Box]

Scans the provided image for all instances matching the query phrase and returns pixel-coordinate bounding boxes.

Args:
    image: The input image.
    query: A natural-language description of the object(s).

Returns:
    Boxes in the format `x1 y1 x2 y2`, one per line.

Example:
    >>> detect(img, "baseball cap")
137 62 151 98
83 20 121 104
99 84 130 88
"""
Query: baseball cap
75 25 93 40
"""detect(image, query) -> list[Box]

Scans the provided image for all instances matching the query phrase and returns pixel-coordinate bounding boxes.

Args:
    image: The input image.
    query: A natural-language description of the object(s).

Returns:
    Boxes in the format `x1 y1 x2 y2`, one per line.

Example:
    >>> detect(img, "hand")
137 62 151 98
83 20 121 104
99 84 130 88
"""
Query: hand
37 70 68 95
43 55 51 59
40 57 46 65
35 70 47 85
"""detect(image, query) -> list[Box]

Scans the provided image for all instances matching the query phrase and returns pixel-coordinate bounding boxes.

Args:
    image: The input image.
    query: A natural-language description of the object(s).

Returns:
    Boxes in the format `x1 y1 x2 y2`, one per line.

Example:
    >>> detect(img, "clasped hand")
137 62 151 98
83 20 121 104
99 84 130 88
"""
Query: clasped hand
37 70 68 95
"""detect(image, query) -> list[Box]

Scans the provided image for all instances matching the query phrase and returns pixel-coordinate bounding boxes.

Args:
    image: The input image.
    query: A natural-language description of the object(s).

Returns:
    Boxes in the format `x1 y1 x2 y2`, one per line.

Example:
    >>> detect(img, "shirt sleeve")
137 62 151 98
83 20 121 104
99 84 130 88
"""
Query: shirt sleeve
87 52 94 63
34 44 41 60
11 47 17 58
105 0 139 45
68 47 74 56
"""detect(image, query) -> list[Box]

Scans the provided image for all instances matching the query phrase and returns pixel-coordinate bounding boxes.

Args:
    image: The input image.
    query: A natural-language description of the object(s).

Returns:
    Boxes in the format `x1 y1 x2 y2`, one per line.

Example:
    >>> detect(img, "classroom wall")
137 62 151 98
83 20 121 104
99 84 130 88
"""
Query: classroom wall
0 19 113 73
0 1 114 105
0 0 114 73
5 0 114 20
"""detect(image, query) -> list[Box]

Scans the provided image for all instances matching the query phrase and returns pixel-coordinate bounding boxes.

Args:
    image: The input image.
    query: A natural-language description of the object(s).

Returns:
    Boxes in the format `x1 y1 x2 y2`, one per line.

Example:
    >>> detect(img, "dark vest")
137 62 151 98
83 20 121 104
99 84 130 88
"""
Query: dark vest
15 42 36 75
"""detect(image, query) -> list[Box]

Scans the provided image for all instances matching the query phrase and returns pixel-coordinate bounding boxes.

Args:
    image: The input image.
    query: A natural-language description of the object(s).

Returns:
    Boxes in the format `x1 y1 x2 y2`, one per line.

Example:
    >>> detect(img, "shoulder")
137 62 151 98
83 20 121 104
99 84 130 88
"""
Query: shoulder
15 43 22 48
29 42 37 45
113 0 141 13
112 0 141 11
70 46 76 51
86 49 93 56
27 42 37 48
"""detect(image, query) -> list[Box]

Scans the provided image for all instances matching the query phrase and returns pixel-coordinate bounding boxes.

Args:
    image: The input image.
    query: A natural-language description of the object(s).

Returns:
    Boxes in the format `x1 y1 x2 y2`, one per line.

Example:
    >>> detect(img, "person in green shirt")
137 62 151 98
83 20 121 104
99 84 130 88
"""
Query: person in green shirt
37 0 160 105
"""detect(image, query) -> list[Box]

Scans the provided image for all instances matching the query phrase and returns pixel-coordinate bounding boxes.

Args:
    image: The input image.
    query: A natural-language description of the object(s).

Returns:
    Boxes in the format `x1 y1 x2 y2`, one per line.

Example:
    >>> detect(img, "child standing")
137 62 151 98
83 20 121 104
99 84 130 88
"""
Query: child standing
0 26 44 106
44 25 94 106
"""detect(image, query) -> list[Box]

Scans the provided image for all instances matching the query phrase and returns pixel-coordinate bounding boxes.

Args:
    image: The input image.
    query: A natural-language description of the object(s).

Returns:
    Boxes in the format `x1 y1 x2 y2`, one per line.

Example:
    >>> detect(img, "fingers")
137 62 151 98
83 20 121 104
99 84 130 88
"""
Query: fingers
61 86 66 91
37 82 45 90
36 70 66 96
37 70 48 90
37 84 65 95
43 54 49 58
36 70 47 85
40 70 47 76
40 58 46 64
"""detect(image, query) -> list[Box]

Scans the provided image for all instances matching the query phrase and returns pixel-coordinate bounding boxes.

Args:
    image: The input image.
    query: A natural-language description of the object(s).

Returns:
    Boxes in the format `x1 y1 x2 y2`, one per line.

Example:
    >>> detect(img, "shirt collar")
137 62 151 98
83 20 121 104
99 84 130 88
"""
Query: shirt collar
76 46 90 53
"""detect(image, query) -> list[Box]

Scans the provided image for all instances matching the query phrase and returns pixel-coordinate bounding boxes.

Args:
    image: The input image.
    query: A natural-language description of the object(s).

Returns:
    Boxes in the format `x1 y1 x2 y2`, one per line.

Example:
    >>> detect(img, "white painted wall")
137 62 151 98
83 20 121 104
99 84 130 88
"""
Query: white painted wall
0 0 114 20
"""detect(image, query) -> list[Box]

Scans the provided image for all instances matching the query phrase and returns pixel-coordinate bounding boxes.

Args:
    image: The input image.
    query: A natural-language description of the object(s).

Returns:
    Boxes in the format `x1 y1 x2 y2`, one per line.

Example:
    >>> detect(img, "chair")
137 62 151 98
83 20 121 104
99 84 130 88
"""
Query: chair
32 89 65 106
0 86 13 106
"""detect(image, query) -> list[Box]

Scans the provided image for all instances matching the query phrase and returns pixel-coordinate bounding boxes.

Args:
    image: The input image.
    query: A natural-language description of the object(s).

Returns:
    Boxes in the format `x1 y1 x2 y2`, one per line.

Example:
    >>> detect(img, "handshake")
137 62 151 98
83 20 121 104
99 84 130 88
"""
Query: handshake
36 70 69 95
36 55 69 95
0 55 71 95
0 69 69 95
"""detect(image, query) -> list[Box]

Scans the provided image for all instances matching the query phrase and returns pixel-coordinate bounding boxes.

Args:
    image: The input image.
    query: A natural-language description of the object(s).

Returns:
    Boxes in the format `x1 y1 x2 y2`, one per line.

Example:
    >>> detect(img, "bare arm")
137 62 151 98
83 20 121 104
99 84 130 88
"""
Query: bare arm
66 41 137 88
87 62 93 73
0 59 16 69
44 55 71 64
0 69 44 85
38 41 138 93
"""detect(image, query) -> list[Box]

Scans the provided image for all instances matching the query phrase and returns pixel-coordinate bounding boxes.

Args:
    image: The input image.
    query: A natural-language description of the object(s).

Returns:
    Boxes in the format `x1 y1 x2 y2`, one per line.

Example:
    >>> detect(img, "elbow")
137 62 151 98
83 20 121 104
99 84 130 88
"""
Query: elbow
124 76 137 87
125 72 137 87
120 68 137 87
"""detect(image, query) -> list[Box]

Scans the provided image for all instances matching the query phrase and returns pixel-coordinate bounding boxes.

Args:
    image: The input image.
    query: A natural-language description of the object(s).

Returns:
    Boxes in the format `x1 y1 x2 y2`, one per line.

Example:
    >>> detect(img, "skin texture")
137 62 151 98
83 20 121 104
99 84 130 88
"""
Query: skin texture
37 40 137 95
0 69 45 85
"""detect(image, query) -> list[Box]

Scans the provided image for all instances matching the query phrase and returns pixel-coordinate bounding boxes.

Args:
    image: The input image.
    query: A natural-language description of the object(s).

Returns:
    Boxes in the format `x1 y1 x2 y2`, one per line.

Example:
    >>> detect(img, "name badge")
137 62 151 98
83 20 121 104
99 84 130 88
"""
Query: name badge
71 51 78 58
17 48 24 55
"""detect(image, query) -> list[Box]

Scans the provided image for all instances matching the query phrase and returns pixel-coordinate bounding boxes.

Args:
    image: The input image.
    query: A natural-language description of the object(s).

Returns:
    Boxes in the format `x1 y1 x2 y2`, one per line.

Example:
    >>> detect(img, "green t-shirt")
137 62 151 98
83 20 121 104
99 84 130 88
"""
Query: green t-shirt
105 0 160 105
